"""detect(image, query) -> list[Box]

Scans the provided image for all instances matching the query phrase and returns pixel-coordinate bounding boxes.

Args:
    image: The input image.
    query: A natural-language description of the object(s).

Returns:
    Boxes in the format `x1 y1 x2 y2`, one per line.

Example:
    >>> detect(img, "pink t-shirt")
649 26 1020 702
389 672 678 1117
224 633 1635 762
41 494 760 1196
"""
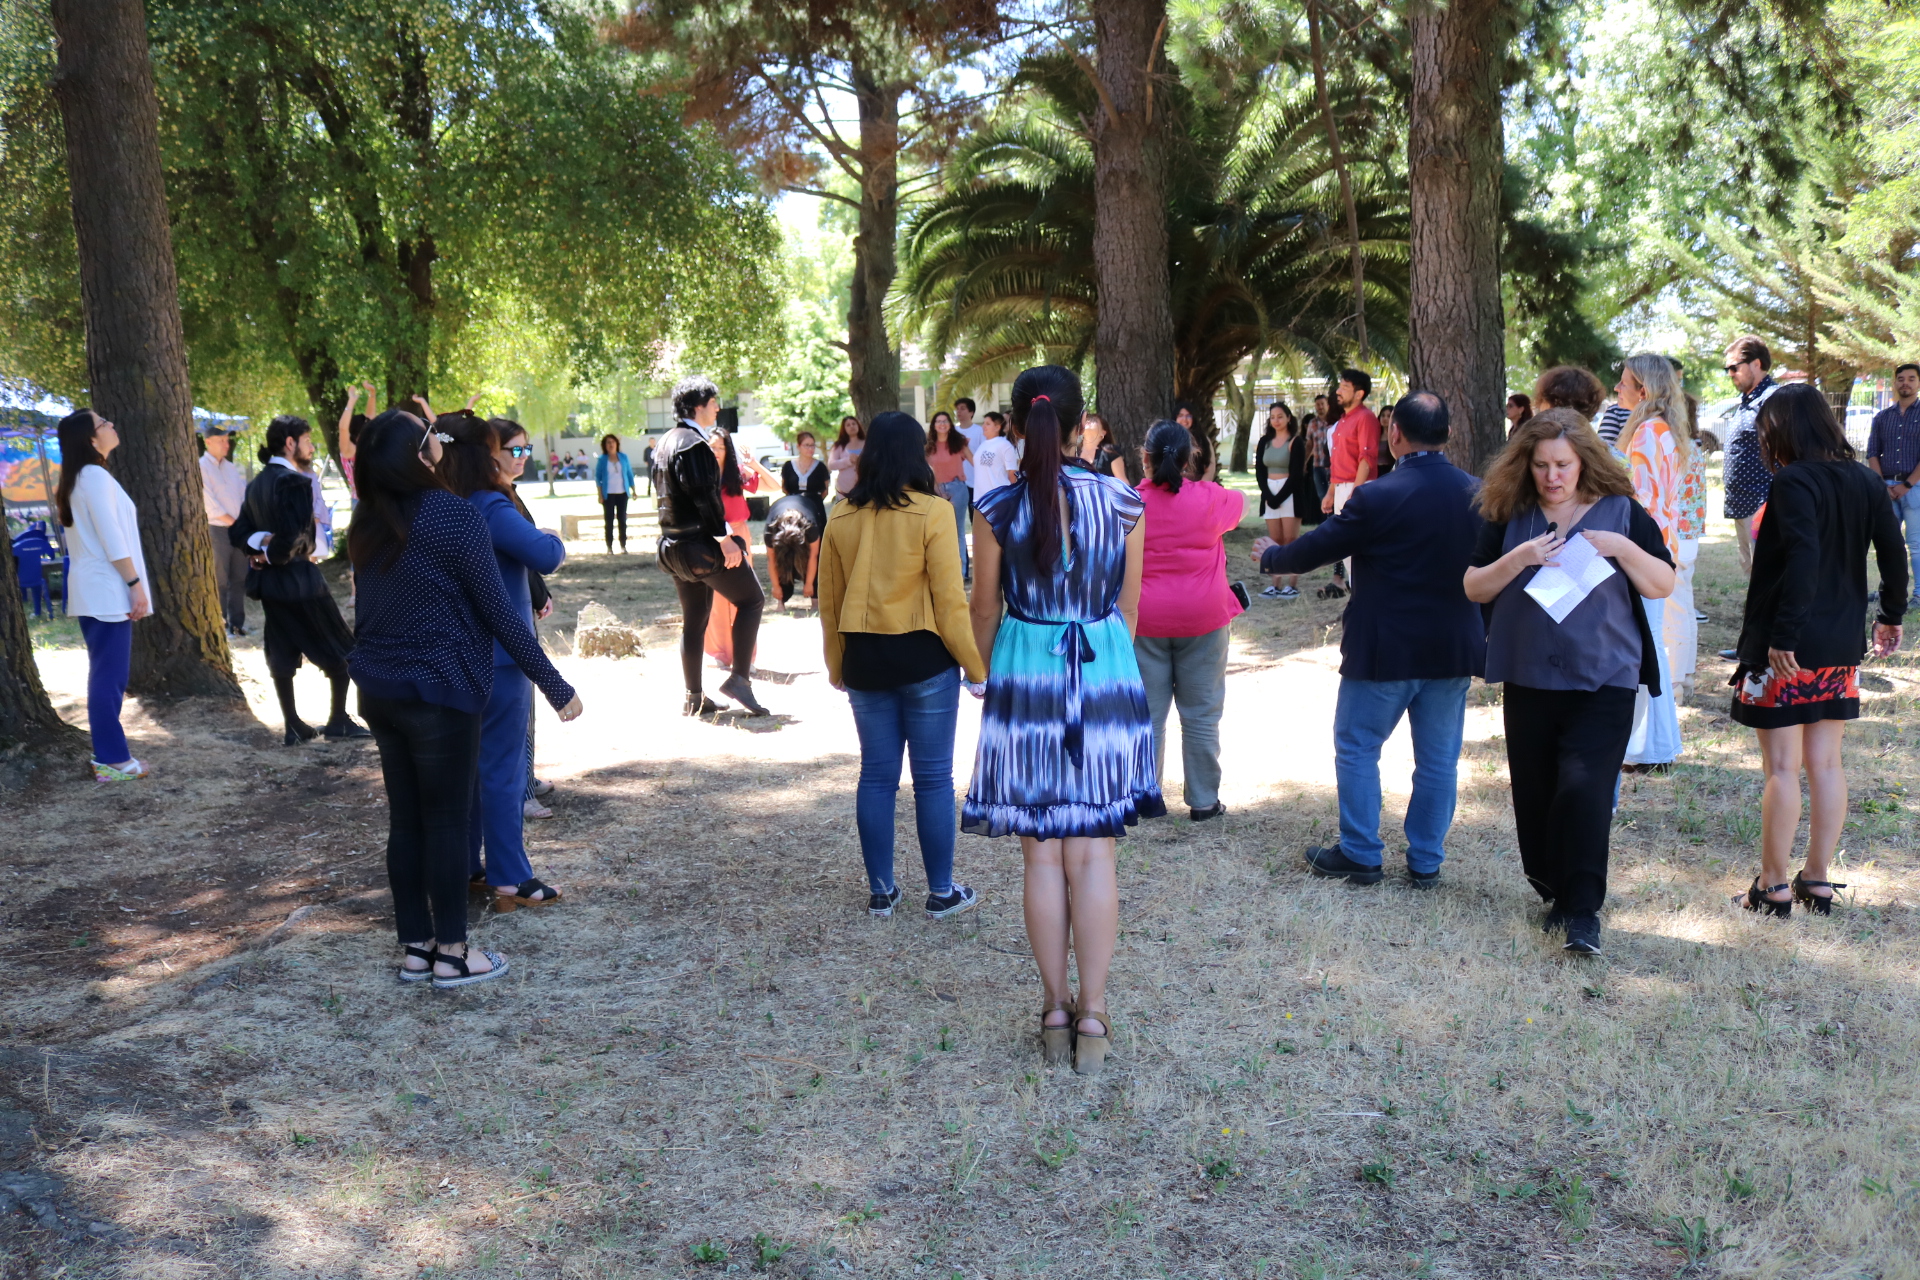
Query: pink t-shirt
1134 478 1247 637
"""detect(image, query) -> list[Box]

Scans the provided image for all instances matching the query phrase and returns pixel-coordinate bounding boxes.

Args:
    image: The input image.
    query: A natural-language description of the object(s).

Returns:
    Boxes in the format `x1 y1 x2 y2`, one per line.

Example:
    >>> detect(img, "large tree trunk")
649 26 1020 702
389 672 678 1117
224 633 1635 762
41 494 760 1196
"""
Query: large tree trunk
1091 0 1174 467
50 0 241 699
846 59 902 425
0 534 87 760
1408 0 1514 475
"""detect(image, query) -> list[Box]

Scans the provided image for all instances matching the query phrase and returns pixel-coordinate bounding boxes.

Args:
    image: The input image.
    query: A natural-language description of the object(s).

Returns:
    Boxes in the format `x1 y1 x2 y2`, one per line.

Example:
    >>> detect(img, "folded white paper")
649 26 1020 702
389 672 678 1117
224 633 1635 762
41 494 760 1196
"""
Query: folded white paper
1523 534 1616 624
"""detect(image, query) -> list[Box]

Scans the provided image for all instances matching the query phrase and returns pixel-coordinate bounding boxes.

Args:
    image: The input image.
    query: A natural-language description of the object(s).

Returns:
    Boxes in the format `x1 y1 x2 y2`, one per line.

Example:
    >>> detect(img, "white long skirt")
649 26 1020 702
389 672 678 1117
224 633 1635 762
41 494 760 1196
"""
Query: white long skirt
1624 594 1683 765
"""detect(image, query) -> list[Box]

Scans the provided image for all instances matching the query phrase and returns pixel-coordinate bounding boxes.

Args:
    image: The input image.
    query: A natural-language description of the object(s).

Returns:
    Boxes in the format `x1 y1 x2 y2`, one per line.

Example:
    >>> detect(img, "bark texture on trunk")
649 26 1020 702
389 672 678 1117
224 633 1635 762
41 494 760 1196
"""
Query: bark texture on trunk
1408 0 1514 475
1091 0 1174 464
0 534 87 758
846 59 903 425
50 0 241 699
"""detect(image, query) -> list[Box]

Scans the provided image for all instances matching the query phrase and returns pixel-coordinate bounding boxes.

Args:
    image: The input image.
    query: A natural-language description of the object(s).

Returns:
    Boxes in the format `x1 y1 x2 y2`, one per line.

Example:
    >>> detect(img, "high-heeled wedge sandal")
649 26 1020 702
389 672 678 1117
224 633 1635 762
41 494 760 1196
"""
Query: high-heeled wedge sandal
1073 1012 1112 1077
1792 871 1847 916
491 879 562 913
1741 877 1792 918
1040 1001 1074 1066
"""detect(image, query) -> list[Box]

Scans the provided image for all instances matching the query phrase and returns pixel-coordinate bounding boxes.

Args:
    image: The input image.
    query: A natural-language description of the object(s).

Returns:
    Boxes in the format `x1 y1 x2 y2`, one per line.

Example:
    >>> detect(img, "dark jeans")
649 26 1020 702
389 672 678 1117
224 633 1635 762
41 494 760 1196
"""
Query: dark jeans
602 493 629 549
1502 683 1637 916
674 558 763 693
208 524 248 631
846 666 961 896
78 616 131 763
361 693 482 947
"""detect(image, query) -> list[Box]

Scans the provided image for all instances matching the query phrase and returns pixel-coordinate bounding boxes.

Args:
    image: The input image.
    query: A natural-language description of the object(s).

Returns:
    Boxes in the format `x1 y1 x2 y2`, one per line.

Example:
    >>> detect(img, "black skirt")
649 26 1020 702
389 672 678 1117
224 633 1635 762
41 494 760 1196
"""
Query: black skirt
263 594 354 676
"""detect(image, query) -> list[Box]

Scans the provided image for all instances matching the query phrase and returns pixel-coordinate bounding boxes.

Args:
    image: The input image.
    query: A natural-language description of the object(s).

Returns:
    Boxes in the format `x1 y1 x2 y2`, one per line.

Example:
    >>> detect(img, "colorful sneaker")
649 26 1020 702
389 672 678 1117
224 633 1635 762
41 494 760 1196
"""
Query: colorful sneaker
926 885 979 920
92 758 148 782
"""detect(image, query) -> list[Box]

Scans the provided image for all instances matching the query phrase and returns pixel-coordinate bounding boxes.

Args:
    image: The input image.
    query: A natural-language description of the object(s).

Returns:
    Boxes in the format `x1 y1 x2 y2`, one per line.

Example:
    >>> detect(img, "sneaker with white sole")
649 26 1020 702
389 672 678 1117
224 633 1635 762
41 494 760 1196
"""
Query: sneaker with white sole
1259 584 1284 598
868 887 904 917
1278 585 1300 599
926 885 979 920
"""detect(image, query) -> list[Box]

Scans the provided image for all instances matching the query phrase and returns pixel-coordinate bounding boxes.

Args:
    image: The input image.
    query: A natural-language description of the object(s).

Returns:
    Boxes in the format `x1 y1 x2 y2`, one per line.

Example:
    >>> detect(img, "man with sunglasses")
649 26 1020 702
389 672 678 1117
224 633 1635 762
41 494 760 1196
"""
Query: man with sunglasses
1721 335 1778 582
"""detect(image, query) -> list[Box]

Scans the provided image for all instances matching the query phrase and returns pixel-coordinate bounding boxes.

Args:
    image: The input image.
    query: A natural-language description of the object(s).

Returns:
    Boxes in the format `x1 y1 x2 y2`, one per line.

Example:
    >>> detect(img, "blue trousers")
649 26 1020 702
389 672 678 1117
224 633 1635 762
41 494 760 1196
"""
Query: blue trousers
1332 675 1470 873
468 665 535 888
940 479 971 578
1892 484 1920 605
78 616 132 764
847 666 961 897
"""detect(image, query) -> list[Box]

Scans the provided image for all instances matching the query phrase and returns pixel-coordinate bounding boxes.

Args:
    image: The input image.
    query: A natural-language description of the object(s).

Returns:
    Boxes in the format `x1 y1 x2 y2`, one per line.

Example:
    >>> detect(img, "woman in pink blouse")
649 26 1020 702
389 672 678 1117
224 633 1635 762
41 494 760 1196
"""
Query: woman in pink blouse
1132 419 1247 820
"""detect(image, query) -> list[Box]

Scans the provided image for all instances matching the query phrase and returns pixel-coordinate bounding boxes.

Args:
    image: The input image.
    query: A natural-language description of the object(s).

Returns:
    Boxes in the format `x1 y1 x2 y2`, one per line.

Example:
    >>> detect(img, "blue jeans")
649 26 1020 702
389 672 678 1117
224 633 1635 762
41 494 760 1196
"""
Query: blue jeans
847 666 961 896
468 665 535 888
940 479 971 578
1332 675 1470 872
1892 484 1920 603
78 616 132 764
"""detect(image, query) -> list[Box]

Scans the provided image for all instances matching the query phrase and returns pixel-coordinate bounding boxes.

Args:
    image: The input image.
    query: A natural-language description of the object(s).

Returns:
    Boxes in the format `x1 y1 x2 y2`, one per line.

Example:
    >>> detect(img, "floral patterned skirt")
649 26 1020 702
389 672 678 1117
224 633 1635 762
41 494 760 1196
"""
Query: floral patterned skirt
1729 663 1859 730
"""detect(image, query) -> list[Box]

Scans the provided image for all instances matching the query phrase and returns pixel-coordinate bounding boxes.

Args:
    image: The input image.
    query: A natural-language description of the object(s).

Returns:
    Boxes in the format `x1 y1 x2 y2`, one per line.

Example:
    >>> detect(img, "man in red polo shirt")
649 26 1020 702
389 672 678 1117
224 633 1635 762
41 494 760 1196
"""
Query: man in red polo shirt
1321 368 1378 591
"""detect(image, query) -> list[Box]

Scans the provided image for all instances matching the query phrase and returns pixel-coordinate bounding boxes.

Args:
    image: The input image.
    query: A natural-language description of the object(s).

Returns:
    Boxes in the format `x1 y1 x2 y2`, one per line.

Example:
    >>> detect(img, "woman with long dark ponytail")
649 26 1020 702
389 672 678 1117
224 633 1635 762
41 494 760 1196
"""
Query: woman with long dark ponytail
963 366 1163 1076
56 409 152 780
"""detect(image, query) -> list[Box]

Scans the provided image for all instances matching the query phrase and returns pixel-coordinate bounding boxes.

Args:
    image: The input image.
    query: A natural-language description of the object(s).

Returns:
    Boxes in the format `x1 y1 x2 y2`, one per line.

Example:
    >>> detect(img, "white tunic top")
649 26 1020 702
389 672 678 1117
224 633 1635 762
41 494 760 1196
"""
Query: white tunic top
64 464 148 622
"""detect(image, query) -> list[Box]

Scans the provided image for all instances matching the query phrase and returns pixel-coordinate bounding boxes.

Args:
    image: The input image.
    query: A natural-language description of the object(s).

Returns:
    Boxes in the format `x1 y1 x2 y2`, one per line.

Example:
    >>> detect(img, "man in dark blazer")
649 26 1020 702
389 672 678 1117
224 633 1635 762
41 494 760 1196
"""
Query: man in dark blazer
1251 392 1484 887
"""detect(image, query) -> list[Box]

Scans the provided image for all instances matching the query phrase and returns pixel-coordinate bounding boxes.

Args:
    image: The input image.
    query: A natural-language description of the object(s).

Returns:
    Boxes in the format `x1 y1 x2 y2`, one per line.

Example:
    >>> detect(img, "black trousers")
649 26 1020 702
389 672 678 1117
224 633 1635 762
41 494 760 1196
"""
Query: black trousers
1503 683 1638 916
361 693 482 947
674 559 763 693
602 493 629 549
208 524 248 631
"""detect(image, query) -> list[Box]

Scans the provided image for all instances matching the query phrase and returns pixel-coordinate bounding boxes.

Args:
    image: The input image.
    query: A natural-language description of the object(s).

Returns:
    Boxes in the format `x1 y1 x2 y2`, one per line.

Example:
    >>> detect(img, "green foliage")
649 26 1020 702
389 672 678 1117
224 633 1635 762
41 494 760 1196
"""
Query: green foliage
0 0 782 424
896 47 1409 414
757 218 855 441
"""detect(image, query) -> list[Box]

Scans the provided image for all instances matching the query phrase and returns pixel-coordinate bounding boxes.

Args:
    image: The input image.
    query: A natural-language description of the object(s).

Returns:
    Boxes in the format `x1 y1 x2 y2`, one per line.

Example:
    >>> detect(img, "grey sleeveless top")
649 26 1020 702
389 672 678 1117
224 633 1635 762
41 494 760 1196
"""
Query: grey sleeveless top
1485 494 1643 692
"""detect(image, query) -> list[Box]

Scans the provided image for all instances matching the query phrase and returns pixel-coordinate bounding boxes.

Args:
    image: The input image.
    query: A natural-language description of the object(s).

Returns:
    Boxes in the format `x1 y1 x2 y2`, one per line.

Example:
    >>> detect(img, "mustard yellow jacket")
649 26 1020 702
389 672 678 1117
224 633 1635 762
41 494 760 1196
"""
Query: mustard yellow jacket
819 491 986 687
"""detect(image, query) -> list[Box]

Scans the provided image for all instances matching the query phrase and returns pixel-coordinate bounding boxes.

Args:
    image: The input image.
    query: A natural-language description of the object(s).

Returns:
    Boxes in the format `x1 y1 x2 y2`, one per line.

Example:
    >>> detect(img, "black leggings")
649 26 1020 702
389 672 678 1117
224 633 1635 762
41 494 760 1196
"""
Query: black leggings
675 559 763 693
602 493 629 549
1502 683 1637 916
361 693 481 946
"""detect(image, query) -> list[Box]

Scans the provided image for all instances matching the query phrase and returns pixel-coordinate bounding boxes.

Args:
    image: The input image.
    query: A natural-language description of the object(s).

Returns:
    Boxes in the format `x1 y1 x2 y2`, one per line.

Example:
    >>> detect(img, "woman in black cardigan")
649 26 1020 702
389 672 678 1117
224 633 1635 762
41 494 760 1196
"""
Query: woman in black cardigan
1733 384 1906 917
1254 402 1311 597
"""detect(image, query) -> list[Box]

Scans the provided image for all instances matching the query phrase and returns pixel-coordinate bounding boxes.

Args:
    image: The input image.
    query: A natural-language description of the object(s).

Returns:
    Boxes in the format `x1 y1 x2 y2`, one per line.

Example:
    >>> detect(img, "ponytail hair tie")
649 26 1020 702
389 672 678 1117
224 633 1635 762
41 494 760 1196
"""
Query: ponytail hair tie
1032 394 1051 403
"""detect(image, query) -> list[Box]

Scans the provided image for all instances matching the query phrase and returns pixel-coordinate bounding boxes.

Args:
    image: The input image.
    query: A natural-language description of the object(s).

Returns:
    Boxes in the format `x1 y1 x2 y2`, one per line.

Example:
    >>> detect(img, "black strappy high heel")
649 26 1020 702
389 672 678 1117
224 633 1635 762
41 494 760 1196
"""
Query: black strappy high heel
1741 877 1792 918
1792 871 1847 916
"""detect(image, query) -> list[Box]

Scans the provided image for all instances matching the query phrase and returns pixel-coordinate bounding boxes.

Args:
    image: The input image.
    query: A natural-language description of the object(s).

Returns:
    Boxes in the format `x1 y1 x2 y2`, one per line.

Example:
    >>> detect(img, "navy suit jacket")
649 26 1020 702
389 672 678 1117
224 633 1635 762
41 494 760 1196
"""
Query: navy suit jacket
1259 451 1485 680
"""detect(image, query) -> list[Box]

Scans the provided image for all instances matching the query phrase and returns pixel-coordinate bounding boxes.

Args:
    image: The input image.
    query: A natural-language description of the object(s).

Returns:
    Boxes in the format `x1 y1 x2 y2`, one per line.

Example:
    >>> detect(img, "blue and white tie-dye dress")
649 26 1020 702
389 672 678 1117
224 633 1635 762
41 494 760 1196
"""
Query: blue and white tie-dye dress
962 469 1166 838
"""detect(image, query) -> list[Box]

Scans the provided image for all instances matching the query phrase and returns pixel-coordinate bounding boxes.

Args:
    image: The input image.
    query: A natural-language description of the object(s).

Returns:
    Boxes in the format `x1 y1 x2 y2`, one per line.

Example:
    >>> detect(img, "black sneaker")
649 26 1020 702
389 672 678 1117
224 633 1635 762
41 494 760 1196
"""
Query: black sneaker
1406 867 1441 890
1303 845 1384 885
1189 802 1227 822
1563 914 1602 954
925 885 979 920
1542 907 1570 935
868 888 903 917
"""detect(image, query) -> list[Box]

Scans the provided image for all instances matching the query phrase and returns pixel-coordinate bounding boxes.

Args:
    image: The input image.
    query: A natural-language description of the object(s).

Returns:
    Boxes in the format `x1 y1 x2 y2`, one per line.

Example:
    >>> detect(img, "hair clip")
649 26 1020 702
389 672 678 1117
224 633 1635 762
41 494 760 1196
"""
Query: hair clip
431 431 453 443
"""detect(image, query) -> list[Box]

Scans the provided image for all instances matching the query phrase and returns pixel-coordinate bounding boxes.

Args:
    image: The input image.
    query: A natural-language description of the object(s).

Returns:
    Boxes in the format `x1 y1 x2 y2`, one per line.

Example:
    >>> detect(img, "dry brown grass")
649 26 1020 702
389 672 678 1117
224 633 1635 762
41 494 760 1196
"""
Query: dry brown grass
3 498 1918 1280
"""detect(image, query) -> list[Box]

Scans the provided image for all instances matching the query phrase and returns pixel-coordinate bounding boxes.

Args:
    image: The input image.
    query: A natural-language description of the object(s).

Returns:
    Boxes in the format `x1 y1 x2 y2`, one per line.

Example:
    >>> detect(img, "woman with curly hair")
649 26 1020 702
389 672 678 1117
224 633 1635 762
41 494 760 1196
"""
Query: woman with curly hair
1463 409 1675 955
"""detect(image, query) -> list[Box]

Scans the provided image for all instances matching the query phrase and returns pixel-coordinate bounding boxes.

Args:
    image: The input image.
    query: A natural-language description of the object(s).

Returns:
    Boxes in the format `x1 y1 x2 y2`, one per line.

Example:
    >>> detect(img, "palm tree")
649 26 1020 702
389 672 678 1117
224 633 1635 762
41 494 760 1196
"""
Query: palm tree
896 53 1408 446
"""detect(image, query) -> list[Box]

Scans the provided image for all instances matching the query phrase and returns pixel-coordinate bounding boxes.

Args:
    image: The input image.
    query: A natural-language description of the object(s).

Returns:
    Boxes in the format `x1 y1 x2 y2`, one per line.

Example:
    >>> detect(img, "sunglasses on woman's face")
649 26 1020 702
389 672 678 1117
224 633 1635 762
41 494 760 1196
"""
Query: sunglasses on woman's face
506 444 533 458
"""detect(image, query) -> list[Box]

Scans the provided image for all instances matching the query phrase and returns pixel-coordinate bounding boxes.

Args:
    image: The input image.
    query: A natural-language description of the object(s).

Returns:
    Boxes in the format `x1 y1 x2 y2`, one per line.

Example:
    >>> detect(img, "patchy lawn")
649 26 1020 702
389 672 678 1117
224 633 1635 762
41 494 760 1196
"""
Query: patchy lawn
3 495 1917 1280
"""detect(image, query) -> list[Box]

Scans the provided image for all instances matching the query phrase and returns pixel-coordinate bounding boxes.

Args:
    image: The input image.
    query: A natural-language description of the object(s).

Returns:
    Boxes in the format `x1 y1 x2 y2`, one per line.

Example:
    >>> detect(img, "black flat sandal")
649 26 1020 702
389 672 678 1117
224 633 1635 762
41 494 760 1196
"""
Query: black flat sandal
1792 871 1847 917
1741 877 1792 918
398 944 435 984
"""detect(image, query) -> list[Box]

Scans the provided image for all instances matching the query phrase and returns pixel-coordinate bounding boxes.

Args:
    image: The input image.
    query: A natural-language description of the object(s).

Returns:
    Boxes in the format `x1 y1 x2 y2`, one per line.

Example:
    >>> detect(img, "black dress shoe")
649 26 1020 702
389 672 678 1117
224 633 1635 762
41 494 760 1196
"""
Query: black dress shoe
323 718 372 741
1302 845 1384 885
284 720 318 746
1189 802 1227 822
1406 867 1441 890
718 673 769 716
683 692 720 716
1562 913 1602 954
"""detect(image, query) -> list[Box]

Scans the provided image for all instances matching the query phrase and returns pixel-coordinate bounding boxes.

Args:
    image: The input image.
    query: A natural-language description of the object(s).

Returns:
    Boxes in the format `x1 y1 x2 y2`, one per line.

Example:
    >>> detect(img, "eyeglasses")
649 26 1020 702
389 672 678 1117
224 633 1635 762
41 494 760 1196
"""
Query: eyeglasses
506 445 533 458
1724 361 1754 375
